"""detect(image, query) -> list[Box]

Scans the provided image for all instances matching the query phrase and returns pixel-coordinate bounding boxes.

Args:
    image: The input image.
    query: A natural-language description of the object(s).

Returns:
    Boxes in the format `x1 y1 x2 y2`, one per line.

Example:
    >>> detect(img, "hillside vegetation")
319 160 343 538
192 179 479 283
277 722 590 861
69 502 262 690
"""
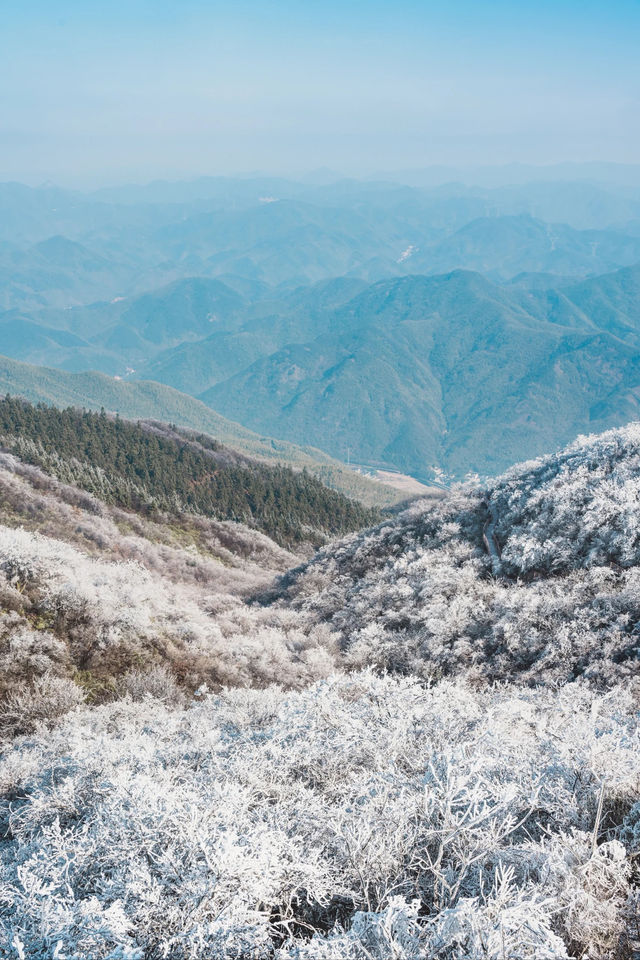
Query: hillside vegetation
0 421 639 957
272 422 640 687
202 266 640 479
0 355 400 507
0 397 381 547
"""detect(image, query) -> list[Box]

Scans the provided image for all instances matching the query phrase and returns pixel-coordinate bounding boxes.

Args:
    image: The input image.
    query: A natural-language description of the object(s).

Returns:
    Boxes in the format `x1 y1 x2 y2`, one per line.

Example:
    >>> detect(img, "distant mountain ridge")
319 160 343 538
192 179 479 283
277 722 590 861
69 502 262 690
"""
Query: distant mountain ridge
411 213 640 279
201 265 640 478
2 174 640 483
4 262 640 481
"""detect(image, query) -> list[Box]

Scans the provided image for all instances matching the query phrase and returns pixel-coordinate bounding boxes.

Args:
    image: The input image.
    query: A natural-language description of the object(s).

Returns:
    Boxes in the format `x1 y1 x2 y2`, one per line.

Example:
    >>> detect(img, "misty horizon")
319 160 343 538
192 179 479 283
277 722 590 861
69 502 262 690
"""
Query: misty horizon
4 160 640 193
2 1 638 186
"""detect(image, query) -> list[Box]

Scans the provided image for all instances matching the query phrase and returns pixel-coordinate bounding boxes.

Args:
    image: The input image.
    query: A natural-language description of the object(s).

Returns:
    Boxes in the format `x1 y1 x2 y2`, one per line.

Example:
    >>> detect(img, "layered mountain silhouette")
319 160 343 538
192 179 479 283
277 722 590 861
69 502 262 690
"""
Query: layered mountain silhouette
200 266 640 477
3 175 640 480
3 262 640 479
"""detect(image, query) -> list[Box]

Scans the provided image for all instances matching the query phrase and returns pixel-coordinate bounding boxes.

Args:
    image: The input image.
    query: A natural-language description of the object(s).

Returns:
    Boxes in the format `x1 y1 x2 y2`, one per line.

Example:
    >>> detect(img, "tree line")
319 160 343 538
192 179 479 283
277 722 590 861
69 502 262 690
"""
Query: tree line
0 396 381 546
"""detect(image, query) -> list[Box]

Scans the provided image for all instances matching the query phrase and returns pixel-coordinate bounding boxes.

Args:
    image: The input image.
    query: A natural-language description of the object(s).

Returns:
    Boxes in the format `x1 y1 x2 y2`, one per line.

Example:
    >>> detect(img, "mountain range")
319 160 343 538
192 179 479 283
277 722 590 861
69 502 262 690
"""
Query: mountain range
4 261 640 480
201 265 640 477
3 173 640 482
0 353 400 507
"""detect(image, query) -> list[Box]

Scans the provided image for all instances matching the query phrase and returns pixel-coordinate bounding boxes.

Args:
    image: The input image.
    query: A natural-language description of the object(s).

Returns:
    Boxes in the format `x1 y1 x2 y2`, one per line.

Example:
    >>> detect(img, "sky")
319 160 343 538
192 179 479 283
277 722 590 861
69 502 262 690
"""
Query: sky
0 0 639 186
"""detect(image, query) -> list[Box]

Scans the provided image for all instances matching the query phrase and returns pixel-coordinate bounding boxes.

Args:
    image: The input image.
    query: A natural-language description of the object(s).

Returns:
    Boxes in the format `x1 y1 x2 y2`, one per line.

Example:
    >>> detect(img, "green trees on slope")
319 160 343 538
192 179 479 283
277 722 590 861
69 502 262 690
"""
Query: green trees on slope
0 396 381 547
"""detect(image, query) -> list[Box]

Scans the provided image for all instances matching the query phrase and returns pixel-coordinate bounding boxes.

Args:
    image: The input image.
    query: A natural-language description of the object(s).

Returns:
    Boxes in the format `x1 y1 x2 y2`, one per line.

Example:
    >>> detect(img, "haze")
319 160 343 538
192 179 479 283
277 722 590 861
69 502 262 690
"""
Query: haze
1 0 639 187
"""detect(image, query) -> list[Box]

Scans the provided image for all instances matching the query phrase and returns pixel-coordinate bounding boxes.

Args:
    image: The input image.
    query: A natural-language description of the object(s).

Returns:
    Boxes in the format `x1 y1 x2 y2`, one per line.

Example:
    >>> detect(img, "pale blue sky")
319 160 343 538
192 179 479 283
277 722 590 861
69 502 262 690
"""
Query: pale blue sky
1 0 638 185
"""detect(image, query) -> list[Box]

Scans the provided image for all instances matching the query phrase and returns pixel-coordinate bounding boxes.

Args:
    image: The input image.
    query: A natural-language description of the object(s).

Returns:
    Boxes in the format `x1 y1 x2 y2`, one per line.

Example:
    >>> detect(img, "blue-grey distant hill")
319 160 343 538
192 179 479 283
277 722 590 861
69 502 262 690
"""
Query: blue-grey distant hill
5 263 640 480
2 174 640 479
200 266 640 478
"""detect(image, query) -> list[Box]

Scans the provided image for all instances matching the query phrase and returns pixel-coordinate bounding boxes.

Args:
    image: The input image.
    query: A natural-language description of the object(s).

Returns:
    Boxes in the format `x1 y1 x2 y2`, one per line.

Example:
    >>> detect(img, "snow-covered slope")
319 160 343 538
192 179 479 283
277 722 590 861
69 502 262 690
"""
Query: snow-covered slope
275 423 640 688
0 449 334 724
1 424 639 957
2 673 637 959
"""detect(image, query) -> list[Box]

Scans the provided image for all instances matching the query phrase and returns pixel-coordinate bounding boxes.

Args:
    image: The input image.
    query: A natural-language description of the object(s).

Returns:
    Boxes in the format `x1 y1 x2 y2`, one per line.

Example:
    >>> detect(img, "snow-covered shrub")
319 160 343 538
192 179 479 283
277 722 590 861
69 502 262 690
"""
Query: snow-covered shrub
0 673 637 957
540 834 630 956
0 617 69 693
286 885 572 959
274 424 640 687
0 673 84 738
120 664 184 704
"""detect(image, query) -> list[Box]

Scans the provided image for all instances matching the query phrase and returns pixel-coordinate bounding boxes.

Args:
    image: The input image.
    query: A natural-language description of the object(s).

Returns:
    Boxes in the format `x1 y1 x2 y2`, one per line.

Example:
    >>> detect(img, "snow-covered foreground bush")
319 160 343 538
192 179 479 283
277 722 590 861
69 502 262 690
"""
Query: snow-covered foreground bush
1 673 638 958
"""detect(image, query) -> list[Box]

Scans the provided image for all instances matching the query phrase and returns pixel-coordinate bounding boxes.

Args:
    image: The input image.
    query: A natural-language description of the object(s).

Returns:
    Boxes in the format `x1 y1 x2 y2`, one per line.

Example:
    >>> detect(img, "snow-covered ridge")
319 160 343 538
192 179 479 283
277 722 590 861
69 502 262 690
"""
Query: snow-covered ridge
273 422 640 689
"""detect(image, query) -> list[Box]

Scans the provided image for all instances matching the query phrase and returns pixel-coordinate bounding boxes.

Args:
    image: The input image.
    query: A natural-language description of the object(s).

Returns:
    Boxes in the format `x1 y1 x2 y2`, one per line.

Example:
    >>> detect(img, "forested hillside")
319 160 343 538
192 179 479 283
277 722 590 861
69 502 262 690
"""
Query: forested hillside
0 397 381 546
0 420 639 957
0 354 399 507
202 266 640 478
